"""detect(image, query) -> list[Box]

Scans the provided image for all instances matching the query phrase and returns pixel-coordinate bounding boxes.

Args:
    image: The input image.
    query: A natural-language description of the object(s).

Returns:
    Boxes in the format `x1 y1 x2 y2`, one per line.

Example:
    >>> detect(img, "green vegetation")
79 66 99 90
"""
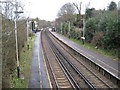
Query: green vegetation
2 17 28 88
56 1 119 60
85 8 95 19
10 35 35 88
58 33 119 61
85 11 120 59
70 38 119 60
108 1 117 11
2 18 17 88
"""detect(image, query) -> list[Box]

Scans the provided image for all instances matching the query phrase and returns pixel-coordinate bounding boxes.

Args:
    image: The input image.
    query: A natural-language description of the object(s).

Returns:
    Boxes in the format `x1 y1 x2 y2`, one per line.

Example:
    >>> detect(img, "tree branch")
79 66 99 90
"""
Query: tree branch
73 2 82 15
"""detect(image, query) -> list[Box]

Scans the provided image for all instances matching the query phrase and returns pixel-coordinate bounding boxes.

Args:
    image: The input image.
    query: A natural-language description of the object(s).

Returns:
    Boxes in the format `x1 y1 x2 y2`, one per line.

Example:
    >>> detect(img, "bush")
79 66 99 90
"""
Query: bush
62 22 69 35
85 18 96 42
2 18 27 87
85 11 120 58
62 24 81 39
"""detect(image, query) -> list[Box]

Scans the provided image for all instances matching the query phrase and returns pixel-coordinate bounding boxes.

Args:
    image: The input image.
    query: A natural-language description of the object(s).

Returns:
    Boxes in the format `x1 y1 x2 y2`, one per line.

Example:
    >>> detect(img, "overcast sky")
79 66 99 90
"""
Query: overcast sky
21 0 119 21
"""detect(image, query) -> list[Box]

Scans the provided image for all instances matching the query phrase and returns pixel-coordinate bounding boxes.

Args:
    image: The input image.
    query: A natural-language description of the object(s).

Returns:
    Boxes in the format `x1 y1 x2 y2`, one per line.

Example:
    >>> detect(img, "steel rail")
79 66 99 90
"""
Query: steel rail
49 38 80 89
45 30 96 90
41 31 59 88
49 32 113 88
42 31 75 88
44 31 79 89
49 45 79 89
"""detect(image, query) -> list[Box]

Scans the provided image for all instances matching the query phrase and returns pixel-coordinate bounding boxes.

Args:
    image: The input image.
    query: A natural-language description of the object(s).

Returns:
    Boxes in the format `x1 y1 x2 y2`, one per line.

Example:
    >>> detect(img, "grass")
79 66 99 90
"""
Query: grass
70 38 118 60
58 33 119 61
10 35 35 88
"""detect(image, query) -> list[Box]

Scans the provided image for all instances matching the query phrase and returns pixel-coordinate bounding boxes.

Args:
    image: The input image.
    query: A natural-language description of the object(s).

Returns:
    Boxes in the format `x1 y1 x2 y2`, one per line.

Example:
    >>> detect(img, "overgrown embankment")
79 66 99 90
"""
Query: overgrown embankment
56 11 120 60
10 35 35 88
2 17 29 88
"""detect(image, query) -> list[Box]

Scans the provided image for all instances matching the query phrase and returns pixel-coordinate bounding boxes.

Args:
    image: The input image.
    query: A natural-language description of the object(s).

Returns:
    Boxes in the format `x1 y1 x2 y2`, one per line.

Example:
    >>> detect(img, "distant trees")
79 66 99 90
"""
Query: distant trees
38 19 52 28
108 1 117 11
85 11 120 57
2 18 27 88
56 3 76 36
1 0 24 20
2 0 26 88
57 3 76 22
85 8 95 19
73 1 83 28
73 2 82 15
55 1 120 58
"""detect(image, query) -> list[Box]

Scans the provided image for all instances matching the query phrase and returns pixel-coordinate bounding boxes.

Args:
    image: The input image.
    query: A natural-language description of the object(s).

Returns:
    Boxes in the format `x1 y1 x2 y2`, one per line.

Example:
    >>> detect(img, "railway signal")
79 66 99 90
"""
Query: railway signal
31 21 35 31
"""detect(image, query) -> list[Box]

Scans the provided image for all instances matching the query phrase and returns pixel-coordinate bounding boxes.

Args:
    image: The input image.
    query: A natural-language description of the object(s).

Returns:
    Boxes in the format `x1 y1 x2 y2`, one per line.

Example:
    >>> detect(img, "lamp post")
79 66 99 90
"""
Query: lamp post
81 0 91 45
68 21 70 38
1 0 23 78
83 18 85 37
27 17 29 42
14 10 23 78
26 17 30 50
81 18 85 45
61 22 63 34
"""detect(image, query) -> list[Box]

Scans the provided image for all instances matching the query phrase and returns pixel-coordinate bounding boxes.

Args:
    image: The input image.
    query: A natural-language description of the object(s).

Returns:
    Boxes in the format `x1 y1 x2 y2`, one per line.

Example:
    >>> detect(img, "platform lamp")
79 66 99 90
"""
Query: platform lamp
14 10 24 78
0 0 23 78
26 17 30 50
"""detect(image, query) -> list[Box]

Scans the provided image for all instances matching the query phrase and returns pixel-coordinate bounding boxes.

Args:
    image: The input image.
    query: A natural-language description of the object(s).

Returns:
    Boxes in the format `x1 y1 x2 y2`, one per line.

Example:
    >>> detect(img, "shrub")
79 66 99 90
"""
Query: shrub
2 18 27 87
85 11 120 58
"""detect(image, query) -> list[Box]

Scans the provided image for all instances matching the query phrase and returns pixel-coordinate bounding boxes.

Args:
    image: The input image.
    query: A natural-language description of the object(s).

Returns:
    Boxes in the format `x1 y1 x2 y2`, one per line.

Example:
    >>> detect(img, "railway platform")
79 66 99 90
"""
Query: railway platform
51 32 120 85
28 32 51 88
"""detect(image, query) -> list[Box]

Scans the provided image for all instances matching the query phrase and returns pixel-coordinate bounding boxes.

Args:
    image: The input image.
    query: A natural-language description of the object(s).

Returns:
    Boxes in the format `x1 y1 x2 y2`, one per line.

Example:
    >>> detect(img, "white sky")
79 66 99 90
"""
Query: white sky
21 0 119 21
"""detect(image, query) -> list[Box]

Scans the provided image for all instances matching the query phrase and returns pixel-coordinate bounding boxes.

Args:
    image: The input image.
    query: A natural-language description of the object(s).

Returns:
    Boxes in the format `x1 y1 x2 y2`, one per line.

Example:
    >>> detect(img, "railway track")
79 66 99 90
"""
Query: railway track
48 31 118 89
45 31 96 89
42 30 98 89
41 30 77 88
42 29 118 89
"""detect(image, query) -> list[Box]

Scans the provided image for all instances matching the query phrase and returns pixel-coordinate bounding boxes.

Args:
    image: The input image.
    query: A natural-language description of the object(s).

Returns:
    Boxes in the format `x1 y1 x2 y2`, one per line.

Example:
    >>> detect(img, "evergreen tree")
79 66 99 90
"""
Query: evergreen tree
108 1 117 11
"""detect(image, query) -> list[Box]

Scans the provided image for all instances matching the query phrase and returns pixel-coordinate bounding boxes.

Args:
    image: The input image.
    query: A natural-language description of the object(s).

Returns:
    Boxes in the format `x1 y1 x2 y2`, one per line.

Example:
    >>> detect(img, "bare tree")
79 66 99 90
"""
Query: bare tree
1 0 24 20
73 0 91 15
58 3 76 16
73 2 82 15
57 3 76 22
